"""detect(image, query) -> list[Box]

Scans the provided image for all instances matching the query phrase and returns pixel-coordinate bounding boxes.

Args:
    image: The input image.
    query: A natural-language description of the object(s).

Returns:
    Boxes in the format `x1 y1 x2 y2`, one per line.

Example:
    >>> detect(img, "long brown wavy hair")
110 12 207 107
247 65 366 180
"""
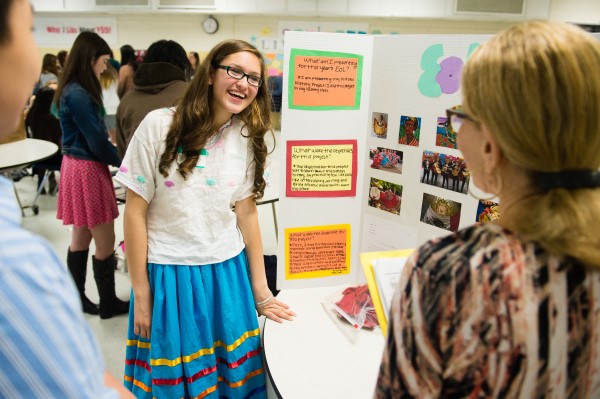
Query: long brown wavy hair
158 39 272 200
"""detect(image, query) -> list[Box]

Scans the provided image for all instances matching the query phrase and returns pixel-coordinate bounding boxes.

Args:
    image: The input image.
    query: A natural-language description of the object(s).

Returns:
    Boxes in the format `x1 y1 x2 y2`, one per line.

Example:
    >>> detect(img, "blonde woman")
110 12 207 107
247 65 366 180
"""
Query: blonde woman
376 21 600 398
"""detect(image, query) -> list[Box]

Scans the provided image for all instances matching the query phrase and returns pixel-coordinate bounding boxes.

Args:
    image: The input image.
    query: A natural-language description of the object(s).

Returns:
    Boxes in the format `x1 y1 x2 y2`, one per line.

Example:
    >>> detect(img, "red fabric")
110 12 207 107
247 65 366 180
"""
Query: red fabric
335 285 379 328
57 155 118 229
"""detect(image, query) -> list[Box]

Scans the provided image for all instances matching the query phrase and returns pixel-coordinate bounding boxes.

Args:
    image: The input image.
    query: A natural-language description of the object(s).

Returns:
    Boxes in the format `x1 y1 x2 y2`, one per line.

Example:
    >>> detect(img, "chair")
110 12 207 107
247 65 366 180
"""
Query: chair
24 87 62 214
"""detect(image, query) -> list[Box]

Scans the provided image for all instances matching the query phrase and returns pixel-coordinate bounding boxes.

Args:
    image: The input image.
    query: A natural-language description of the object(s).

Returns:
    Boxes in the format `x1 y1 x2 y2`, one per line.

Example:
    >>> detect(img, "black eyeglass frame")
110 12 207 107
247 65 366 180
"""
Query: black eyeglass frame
446 105 479 134
216 65 263 87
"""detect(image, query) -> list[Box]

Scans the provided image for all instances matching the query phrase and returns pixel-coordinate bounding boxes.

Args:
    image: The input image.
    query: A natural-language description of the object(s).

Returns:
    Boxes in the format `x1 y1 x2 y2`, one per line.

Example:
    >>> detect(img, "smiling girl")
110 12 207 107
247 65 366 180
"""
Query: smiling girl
116 39 294 399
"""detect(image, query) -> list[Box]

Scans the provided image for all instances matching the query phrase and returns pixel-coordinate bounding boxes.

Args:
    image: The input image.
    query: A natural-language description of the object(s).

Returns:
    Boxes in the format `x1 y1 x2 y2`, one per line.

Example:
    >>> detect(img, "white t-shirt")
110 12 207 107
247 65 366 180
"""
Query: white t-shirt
102 80 119 115
114 108 256 265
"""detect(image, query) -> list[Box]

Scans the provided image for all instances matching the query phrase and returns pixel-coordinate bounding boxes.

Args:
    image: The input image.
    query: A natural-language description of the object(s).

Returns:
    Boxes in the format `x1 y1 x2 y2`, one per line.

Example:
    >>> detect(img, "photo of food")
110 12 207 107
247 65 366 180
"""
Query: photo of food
476 200 500 222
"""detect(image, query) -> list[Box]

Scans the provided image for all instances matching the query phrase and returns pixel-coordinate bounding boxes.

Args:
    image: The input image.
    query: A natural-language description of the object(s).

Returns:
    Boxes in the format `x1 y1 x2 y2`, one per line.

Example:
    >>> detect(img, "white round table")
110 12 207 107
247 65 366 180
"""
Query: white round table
263 285 385 399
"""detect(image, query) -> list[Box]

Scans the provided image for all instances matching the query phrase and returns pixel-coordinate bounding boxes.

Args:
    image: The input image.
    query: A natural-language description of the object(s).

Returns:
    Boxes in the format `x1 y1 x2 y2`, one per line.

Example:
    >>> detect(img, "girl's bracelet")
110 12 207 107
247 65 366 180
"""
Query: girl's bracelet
255 295 274 308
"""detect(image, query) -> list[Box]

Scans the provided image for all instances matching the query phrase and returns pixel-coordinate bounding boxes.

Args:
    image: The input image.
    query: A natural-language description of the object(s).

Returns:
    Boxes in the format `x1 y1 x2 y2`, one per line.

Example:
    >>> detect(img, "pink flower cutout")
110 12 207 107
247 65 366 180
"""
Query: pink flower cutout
164 180 174 188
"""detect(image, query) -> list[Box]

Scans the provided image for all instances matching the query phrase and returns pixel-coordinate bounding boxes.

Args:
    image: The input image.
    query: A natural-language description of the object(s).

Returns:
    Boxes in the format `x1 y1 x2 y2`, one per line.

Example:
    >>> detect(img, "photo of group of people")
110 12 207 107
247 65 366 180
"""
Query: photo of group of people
420 151 470 194
419 193 462 232
435 116 458 149
368 178 403 215
369 147 403 174
371 112 388 139
398 115 421 146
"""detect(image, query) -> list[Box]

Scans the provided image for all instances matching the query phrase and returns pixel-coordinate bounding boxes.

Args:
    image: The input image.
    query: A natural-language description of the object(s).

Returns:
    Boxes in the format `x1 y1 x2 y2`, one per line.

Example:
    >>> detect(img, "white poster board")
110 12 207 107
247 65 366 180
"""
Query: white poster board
277 31 495 290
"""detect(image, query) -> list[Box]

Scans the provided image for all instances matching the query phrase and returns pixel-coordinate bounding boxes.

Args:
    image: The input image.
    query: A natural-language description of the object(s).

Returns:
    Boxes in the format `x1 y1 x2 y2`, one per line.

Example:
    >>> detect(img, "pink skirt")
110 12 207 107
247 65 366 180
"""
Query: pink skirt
57 155 119 229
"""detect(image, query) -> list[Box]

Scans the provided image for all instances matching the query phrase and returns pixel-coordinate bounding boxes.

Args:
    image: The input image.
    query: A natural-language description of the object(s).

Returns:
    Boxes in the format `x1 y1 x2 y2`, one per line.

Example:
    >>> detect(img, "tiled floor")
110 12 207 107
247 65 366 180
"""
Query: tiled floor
14 133 280 393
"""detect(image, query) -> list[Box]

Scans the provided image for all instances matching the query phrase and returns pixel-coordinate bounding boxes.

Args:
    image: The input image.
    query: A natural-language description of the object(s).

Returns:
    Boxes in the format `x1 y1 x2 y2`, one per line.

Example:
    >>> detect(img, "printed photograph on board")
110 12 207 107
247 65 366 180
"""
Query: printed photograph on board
368 177 403 215
369 147 403 174
421 150 469 194
398 115 421 146
435 116 457 149
420 193 462 232
476 200 500 223
371 112 388 139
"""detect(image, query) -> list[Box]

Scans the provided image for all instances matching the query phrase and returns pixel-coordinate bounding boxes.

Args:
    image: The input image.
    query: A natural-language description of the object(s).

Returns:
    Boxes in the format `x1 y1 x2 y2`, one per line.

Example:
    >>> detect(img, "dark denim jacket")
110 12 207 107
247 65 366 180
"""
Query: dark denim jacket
59 82 121 167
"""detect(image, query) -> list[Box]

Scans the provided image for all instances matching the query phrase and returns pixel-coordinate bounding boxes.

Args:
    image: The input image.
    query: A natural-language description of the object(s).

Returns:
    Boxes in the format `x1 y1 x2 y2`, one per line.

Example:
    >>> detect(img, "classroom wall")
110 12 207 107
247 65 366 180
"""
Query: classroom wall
32 14 526 58
36 0 600 61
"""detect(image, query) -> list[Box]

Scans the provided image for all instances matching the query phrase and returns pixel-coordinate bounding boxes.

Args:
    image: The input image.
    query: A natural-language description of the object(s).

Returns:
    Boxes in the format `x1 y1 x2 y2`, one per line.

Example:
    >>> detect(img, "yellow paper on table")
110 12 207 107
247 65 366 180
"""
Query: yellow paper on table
360 249 414 337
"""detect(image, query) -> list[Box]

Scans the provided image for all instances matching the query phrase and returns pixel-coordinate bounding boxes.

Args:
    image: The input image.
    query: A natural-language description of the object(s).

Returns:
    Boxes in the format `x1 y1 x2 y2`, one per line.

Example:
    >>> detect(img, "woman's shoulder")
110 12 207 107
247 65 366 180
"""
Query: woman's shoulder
414 223 518 272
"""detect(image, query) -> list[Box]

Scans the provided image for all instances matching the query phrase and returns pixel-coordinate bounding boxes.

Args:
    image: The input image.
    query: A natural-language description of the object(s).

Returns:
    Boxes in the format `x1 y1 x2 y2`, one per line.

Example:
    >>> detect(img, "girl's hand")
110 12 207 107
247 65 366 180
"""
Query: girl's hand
257 296 296 323
133 290 153 339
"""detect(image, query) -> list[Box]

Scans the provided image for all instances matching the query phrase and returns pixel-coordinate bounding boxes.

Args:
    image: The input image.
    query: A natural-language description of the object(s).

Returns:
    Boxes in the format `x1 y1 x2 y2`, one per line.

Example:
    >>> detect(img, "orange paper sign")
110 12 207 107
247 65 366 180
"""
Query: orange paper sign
289 49 363 110
285 225 351 279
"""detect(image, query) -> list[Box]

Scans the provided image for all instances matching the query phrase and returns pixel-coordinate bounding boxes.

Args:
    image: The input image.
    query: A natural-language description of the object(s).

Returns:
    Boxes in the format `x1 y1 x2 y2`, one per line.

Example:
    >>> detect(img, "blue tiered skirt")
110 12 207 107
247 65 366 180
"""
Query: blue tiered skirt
124 250 267 399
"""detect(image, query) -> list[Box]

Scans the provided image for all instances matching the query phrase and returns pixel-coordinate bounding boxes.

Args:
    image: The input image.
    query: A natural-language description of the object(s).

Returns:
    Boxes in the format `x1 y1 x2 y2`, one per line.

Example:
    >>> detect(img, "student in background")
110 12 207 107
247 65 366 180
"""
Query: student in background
57 49 68 69
118 44 137 99
0 0 133 397
100 60 119 144
117 39 294 398
33 53 60 94
187 50 199 79
375 21 600 398
116 39 191 158
53 31 128 319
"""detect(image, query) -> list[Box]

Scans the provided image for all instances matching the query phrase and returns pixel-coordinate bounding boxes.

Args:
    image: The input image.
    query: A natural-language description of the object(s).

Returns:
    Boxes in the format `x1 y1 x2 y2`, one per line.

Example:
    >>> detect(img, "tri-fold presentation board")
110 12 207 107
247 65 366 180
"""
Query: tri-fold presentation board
276 30 502 291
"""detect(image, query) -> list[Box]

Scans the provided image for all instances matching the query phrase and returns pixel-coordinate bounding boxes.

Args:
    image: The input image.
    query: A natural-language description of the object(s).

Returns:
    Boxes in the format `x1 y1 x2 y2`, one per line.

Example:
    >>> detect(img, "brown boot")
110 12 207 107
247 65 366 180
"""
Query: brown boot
92 253 130 319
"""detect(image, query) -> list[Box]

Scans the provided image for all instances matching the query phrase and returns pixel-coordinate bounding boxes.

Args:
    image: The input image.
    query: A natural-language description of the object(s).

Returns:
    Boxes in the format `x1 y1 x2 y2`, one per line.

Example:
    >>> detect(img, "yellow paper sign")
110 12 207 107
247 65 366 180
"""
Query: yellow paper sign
285 224 351 279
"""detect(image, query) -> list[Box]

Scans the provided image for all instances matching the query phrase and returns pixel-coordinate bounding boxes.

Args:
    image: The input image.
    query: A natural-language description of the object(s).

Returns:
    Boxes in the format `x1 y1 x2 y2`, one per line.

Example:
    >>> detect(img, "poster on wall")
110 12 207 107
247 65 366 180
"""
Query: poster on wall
34 17 118 46
277 31 495 290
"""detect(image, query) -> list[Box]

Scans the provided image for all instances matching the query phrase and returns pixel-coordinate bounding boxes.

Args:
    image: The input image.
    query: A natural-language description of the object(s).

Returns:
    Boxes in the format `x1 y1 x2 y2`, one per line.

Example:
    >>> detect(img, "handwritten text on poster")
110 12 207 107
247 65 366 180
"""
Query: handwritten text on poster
286 140 357 197
285 225 351 279
288 49 363 110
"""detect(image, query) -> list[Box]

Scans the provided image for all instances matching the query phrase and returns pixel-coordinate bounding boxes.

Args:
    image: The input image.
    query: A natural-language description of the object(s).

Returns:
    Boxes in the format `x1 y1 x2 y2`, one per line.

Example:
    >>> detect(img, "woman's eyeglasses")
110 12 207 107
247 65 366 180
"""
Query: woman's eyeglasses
446 105 479 134
216 65 262 87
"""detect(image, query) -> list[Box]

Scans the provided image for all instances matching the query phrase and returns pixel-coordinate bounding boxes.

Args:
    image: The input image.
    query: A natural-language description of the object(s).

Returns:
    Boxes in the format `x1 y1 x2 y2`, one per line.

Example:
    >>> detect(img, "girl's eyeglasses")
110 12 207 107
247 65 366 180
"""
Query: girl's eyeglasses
446 105 479 134
216 65 262 87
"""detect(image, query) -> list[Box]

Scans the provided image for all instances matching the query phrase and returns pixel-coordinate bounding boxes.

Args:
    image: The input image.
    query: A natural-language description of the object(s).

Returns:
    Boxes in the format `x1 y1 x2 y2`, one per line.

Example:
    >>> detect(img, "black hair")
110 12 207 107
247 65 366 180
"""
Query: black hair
143 39 191 76
120 44 136 65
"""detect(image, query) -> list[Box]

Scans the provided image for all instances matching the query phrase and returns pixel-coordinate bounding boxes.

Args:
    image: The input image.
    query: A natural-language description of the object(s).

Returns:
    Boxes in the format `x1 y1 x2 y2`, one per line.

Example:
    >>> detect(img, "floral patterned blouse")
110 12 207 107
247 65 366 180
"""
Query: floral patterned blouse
375 223 600 398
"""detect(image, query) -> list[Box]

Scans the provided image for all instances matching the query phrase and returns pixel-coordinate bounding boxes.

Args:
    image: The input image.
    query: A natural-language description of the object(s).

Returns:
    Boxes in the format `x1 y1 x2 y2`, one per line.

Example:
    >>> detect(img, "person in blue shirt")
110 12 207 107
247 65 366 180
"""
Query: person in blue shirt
0 0 134 397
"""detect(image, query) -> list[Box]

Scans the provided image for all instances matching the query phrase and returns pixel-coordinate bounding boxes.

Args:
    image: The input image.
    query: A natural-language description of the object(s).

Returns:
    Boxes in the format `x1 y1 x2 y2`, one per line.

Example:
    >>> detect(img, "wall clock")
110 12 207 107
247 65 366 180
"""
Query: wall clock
202 16 219 35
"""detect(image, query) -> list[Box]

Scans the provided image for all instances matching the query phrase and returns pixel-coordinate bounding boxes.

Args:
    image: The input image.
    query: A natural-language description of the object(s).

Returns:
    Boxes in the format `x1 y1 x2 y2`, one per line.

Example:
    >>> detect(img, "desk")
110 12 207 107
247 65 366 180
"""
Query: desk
263 286 385 399
0 138 59 215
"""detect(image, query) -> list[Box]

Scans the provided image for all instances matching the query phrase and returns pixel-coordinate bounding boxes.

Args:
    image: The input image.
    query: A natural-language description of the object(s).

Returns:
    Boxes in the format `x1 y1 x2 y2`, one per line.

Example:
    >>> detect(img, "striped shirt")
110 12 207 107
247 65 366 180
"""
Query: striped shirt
375 223 600 398
0 176 118 399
